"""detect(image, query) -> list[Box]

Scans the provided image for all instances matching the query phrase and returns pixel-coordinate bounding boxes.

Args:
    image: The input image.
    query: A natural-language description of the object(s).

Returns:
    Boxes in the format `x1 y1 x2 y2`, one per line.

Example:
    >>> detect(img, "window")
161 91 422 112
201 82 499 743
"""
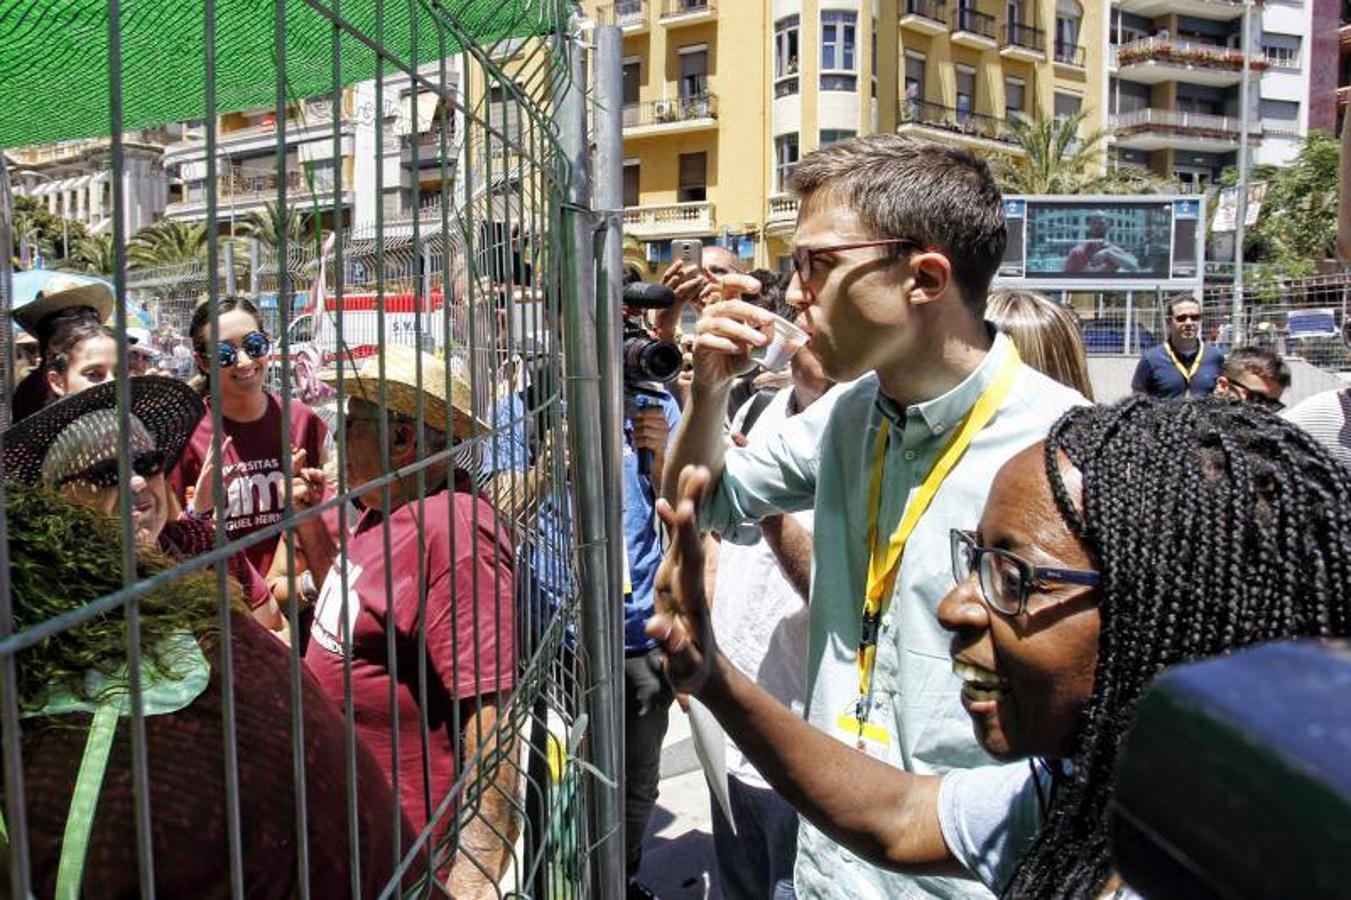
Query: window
903 53 926 119
1260 98 1301 134
623 60 640 105
774 16 799 80
623 161 640 208
1055 0 1082 64
1054 91 1082 121
1007 0 1023 26
678 152 707 203
679 46 708 99
1261 33 1301 69
1005 77 1026 118
821 9 858 91
955 66 976 120
819 129 856 147
775 134 799 192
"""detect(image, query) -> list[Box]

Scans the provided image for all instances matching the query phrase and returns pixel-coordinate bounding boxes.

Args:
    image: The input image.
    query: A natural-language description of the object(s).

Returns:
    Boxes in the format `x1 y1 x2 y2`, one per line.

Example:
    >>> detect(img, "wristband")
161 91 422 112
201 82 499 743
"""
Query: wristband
182 504 214 522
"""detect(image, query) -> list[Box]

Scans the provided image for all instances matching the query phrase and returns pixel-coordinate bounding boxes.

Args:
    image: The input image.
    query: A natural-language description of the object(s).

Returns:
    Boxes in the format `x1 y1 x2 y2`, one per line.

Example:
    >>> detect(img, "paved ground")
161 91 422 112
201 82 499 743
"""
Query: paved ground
634 707 722 900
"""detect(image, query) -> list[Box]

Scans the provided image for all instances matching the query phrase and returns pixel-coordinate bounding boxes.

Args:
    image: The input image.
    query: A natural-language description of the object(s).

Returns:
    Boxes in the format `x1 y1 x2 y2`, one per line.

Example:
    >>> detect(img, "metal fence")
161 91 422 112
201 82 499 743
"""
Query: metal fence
0 2 629 898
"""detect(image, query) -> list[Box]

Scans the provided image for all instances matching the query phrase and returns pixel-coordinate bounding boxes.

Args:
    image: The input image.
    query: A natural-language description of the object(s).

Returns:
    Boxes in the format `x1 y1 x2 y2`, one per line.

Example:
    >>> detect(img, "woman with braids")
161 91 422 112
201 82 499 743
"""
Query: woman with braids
1 487 408 896
648 396 1351 899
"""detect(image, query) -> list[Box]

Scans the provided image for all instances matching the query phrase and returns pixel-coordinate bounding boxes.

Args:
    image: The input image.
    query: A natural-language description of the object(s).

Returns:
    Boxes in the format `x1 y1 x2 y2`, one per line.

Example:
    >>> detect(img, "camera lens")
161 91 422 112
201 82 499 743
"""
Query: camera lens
624 336 682 384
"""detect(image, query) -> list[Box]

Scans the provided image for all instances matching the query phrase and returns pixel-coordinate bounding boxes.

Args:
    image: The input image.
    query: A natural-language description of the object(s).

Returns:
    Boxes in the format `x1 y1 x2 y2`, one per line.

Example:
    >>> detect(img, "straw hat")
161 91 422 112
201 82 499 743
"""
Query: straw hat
320 344 487 439
12 274 115 334
3 376 204 487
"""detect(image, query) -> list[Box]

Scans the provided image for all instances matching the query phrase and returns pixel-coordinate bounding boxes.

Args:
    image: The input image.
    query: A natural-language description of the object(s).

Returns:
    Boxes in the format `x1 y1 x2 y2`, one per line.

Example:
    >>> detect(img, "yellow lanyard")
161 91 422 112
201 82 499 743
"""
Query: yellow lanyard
857 347 1023 716
1163 340 1205 385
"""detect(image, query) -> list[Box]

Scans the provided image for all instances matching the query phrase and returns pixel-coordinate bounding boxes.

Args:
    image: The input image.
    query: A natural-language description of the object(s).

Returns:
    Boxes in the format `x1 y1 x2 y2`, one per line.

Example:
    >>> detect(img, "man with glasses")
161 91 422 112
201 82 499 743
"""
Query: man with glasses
1131 296 1225 399
659 134 1087 899
1214 346 1290 411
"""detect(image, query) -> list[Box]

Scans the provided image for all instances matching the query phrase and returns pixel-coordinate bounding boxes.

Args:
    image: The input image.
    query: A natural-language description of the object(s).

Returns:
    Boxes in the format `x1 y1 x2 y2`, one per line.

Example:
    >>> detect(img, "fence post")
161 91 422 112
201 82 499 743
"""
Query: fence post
1124 291 1133 356
249 239 260 297
557 30 626 900
0 153 12 428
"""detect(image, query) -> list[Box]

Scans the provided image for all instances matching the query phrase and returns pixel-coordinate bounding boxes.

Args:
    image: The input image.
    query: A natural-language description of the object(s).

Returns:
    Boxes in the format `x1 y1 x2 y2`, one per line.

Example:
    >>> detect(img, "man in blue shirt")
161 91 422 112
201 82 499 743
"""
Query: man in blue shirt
622 384 682 896
1132 296 1224 398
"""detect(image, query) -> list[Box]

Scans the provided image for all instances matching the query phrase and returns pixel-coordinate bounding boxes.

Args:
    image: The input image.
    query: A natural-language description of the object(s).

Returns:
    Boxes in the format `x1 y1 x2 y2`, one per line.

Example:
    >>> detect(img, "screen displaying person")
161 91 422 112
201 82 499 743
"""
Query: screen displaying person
1064 212 1138 275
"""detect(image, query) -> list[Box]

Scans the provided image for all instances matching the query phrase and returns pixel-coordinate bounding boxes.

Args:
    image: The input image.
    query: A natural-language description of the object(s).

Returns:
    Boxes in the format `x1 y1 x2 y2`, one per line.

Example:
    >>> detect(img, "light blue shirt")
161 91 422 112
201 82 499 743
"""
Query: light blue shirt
700 332 1087 899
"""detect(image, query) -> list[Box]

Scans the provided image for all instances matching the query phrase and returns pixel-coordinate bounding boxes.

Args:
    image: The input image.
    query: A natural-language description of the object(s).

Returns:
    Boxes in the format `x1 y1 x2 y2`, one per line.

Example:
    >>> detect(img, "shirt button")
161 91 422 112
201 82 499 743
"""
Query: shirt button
903 450 917 461
933 422 946 435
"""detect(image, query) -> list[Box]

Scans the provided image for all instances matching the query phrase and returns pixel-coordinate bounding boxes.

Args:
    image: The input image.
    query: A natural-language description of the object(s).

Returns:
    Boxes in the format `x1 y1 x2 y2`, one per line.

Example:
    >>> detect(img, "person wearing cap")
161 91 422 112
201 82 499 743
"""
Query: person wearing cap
288 344 518 895
10 275 117 423
126 325 161 377
2 376 278 623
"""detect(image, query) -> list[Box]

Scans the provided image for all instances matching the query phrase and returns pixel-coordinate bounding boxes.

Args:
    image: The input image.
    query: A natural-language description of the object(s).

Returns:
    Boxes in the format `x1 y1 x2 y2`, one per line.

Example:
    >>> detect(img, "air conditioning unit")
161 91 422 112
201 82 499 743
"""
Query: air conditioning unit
654 99 676 122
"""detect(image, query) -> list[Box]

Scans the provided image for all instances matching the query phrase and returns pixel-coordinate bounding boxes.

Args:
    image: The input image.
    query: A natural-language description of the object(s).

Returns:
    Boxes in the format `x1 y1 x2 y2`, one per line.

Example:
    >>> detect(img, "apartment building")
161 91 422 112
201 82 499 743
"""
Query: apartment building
9 136 166 238
587 0 1106 272
1108 0 1321 193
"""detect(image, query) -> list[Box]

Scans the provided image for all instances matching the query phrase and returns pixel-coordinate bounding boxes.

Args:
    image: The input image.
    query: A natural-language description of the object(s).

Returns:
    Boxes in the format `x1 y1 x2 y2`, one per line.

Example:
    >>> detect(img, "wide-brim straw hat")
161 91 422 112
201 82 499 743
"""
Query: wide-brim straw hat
2 376 205 486
12 274 115 334
320 344 488 439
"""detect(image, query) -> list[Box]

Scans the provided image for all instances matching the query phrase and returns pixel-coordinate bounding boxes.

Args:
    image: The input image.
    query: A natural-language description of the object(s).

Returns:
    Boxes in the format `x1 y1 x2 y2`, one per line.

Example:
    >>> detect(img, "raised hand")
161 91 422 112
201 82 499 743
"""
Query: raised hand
191 435 238 514
691 275 772 392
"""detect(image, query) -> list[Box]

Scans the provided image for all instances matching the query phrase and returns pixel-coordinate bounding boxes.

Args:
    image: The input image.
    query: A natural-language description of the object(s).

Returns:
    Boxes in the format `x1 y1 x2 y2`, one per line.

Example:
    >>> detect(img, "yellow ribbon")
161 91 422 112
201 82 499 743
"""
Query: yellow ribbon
856 347 1023 719
1163 339 1205 385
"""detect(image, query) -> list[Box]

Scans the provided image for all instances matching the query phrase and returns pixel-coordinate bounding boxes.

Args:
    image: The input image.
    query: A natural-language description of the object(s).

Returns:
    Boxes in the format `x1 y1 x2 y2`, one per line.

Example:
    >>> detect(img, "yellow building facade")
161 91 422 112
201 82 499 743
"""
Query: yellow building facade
586 0 1107 272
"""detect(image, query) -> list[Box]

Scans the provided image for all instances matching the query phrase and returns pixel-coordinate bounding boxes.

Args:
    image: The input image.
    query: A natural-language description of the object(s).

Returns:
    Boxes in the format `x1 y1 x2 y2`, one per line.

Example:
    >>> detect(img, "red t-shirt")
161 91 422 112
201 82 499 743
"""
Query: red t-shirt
304 489 515 850
160 517 273 610
170 393 328 577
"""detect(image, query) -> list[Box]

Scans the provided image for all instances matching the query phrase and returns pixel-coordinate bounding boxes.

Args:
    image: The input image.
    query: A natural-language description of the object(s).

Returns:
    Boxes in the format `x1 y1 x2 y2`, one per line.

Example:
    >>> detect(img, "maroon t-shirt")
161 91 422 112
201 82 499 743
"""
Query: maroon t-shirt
304 490 515 850
13 615 411 898
160 517 273 610
170 393 328 577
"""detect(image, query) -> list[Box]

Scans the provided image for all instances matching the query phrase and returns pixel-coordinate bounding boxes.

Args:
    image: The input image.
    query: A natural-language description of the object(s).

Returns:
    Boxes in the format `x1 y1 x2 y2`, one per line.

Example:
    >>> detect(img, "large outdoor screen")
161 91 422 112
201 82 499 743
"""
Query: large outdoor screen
996 196 1203 291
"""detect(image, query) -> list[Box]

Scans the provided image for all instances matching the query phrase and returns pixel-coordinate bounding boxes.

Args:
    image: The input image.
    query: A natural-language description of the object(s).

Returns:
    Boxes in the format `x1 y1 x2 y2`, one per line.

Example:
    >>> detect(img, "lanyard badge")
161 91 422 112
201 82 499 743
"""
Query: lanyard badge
1164 340 1204 385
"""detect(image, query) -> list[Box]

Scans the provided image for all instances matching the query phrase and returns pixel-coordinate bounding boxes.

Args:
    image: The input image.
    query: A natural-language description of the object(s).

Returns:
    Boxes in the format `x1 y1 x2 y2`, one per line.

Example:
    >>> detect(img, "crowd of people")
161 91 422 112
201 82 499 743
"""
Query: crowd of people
5 129 1351 899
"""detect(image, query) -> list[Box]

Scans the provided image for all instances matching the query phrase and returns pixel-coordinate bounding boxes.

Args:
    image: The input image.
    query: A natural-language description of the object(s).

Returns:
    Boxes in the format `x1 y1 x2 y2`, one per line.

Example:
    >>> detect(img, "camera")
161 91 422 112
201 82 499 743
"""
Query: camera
621 280 682 475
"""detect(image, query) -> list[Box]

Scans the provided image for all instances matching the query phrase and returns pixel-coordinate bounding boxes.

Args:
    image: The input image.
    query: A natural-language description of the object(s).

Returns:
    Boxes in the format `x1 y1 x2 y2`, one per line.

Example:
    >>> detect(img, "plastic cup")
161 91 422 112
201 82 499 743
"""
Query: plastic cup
749 313 808 372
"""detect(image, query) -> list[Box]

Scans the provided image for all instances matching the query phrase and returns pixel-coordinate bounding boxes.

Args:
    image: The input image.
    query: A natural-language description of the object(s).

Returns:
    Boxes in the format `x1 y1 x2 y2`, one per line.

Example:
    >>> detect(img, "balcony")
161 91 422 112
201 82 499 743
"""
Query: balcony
622 201 714 238
1001 23 1046 61
1115 0 1246 21
9 139 108 166
1054 41 1086 70
622 92 718 137
659 0 715 27
901 0 947 35
165 169 354 221
1111 107 1262 153
1338 85 1350 109
765 194 799 239
898 99 1017 150
1113 36 1268 87
1338 22 1351 52
598 0 650 32
951 7 998 50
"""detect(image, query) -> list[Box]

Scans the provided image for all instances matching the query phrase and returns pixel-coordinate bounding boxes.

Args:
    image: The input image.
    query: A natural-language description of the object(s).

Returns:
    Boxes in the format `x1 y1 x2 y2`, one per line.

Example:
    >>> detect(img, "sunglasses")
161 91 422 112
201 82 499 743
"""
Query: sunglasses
1169 314 1202 323
217 331 271 368
790 238 922 285
950 529 1100 617
1231 380 1286 412
57 449 167 491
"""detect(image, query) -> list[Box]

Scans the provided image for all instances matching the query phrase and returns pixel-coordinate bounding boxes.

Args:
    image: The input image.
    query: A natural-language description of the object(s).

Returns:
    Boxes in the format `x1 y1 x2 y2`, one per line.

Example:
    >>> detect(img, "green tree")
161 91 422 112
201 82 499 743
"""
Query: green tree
1244 131 1338 266
68 233 116 275
127 219 207 268
992 111 1171 195
10 194 87 263
238 200 318 254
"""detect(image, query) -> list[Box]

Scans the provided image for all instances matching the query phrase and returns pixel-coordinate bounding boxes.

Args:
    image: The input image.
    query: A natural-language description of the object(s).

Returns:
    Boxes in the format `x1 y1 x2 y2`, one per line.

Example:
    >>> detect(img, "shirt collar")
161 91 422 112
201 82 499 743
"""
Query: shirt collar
875 328 1015 437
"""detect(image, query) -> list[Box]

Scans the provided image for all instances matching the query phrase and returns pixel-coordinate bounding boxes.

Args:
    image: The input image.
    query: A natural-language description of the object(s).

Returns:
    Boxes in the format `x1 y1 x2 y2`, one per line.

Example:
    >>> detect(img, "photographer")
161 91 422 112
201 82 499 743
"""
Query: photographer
620 280 684 898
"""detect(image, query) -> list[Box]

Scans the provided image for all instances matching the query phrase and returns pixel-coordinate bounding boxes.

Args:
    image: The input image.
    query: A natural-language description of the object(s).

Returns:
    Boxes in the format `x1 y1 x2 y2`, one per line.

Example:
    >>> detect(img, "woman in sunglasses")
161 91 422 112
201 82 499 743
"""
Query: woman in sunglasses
169 297 330 618
648 397 1351 898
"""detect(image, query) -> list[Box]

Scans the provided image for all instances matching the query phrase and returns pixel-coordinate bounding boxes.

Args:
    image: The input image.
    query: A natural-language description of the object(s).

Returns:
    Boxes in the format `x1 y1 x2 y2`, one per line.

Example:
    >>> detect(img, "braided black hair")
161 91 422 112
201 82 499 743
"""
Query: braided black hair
1004 396 1351 899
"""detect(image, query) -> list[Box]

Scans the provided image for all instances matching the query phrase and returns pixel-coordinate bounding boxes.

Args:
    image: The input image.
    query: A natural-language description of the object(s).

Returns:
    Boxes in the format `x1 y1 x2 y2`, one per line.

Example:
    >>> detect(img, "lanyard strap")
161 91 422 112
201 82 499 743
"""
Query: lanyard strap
1164 340 1204 385
857 347 1023 707
56 703 119 899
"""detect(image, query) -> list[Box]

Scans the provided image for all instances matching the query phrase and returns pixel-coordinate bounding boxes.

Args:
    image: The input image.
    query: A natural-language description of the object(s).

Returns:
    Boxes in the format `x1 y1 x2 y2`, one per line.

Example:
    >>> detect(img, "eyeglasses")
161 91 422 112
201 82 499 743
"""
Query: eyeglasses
217 331 271 368
1169 314 1202 323
1231 380 1286 412
57 449 167 491
790 238 922 285
950 528 1100 617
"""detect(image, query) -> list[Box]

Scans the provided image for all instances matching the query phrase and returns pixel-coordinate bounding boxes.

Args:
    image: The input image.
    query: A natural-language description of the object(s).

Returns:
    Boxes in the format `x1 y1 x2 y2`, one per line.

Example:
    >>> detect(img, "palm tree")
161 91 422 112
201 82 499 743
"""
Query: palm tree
127 219 208 268
238 200 317 254
992 111 1171 195
68 233 116 275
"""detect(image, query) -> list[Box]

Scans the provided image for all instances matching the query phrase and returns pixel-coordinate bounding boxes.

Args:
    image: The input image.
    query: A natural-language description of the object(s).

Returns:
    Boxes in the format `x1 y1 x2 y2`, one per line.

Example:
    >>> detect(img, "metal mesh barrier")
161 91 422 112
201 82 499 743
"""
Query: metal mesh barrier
0 2 626 898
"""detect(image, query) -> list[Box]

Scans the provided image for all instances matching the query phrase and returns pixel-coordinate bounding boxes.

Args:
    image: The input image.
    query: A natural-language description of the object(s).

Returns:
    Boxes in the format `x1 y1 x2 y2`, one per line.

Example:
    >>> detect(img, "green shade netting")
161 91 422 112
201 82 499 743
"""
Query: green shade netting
0 0 561 149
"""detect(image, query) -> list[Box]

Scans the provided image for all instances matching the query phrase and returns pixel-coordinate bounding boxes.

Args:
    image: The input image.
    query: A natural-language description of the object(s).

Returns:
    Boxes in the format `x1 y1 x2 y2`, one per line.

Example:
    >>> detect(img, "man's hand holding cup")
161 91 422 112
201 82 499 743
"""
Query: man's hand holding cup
691 274 773 394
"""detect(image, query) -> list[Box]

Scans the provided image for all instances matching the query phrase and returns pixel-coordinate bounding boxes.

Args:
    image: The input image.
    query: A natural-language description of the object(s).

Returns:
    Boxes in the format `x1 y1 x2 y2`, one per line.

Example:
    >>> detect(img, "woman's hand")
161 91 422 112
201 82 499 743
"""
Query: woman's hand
646 465 721 697
190 435 238 514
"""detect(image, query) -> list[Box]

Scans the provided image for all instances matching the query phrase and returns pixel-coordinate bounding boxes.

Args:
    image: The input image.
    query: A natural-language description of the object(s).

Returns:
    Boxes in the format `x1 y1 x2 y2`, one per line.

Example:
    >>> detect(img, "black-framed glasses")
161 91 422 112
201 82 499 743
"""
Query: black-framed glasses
1231 380 1286 412
217 331 271 368
57 449 167 491
1169 313 1201 323
950 528 1100 617
790 238 922 284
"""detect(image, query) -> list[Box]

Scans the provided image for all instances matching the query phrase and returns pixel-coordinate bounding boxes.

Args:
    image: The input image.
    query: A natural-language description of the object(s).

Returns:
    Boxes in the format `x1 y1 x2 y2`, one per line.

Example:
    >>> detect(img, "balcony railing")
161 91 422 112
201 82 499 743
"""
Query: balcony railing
1004 22 1046 53
1113 36 1270 72
598 0 648 29
903 0 946 22
622 201 714 236
659 0 713 19
899 99 1015 145
1111 107 1261 139
1054 42 1085 67
953 6 996 40
622 92 718 129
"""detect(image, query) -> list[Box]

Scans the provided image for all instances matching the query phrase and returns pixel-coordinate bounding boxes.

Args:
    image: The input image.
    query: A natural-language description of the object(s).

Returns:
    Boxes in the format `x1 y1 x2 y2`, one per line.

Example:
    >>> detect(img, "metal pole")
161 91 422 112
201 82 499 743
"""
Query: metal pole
224 238 237 296
1123 291 1132 355
1231 0 1253 346
557 29 625 900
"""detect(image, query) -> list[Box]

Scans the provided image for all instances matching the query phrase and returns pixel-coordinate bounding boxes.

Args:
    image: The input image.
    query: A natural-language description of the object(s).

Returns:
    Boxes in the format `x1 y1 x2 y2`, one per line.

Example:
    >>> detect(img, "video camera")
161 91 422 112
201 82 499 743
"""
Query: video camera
622 280 683 476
